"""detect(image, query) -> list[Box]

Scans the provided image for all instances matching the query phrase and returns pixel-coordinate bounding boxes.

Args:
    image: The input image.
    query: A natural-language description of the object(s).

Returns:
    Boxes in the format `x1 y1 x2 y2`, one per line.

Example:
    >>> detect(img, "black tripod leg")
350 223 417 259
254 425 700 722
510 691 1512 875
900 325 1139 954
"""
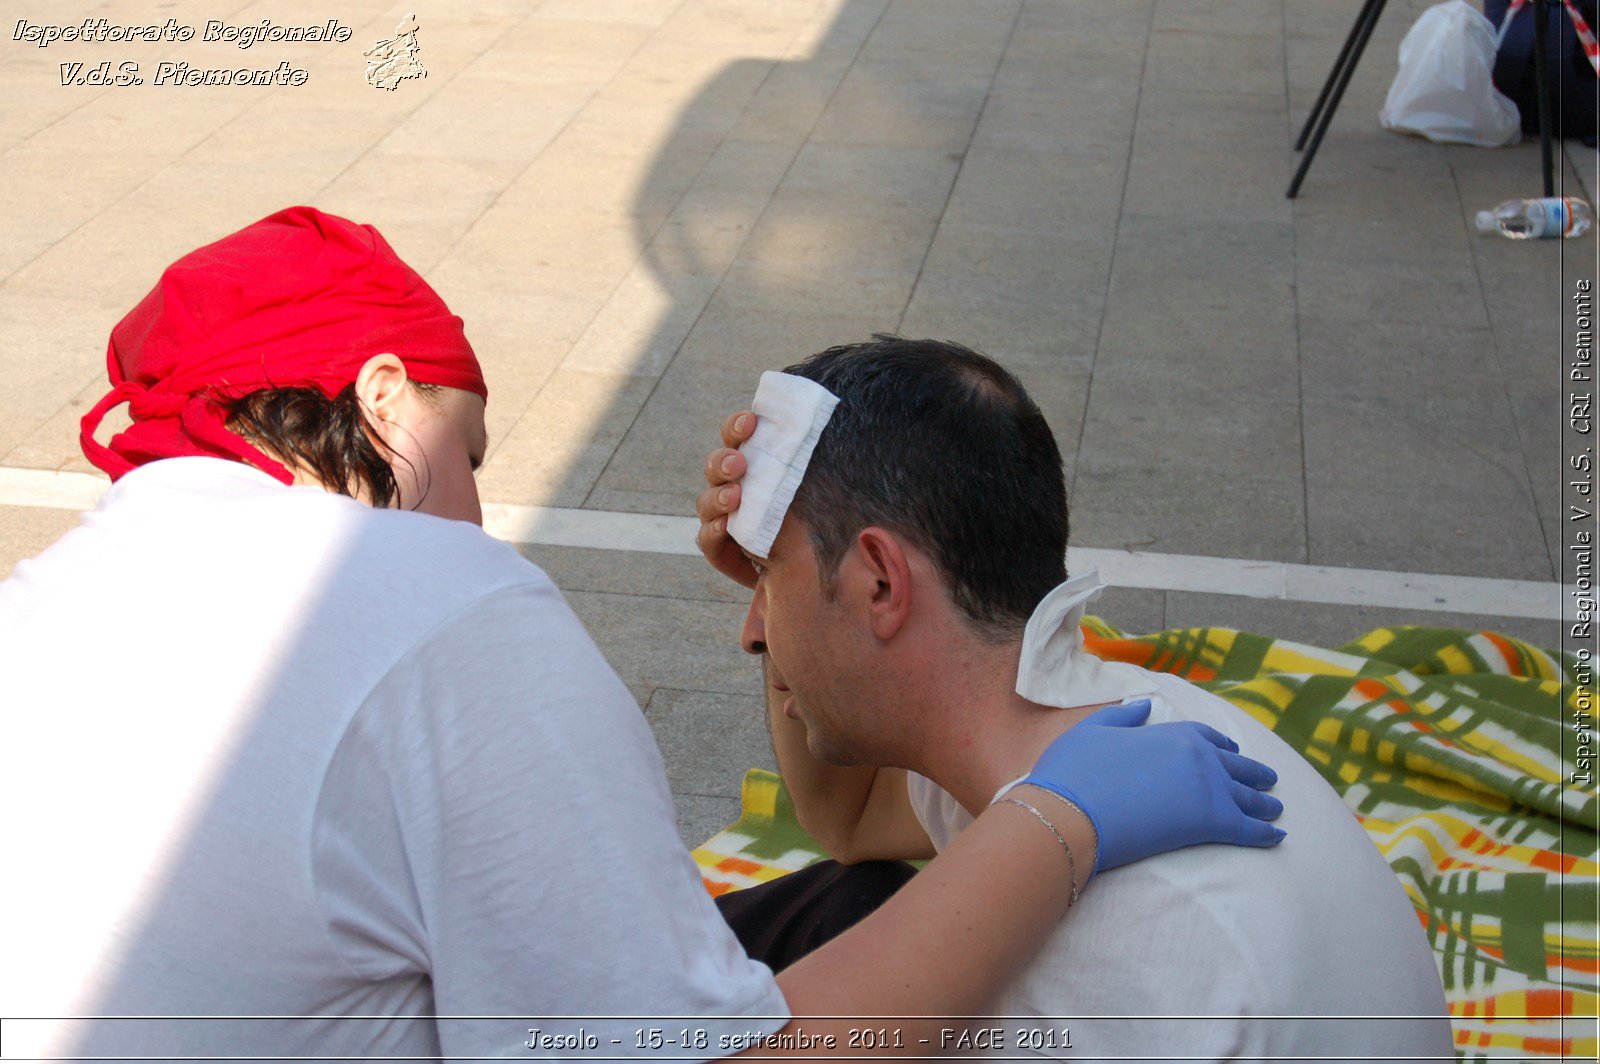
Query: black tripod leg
1288 0 1390 197
1295 0 1387 150
1533 0 1555 197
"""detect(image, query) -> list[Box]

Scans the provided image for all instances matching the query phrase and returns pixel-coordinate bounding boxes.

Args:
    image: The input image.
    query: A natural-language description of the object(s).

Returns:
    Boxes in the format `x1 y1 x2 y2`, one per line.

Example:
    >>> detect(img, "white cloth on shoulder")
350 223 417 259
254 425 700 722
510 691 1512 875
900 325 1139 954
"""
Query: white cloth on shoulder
1015 570 1156 708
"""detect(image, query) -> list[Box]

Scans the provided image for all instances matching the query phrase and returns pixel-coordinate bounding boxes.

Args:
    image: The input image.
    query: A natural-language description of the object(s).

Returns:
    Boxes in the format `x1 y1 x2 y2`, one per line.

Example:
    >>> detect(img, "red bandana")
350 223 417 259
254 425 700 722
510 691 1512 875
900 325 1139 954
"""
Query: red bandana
80 205 487 483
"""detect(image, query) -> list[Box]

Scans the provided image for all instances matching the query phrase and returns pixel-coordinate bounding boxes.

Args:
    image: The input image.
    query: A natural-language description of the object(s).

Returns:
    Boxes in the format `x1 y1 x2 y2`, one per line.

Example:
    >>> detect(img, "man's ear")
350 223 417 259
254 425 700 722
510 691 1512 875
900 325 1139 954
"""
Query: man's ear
849 526 914 642
353 353 411 429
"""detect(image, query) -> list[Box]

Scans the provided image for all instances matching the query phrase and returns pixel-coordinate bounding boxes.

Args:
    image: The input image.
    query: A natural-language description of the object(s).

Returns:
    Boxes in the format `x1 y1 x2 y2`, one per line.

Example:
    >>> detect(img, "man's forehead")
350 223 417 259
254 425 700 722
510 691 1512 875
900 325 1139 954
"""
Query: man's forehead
766 512 813 561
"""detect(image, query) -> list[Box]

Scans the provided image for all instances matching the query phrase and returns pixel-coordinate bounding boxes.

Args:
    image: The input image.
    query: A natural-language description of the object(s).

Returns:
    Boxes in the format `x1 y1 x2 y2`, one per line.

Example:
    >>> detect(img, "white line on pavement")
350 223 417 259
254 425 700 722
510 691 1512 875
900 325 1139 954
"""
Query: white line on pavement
0 467 107 511
0 467 1570 620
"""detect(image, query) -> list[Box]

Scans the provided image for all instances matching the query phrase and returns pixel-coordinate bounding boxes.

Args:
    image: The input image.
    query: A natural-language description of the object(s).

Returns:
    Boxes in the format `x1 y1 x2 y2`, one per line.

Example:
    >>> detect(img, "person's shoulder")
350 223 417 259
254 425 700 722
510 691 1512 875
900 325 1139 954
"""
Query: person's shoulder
364 507 535 573
1126 667 1357 814
347 507 554 605
1119 666 1279 742
1089 671 1448 1015
208 475 554 625
1127 665 1236 710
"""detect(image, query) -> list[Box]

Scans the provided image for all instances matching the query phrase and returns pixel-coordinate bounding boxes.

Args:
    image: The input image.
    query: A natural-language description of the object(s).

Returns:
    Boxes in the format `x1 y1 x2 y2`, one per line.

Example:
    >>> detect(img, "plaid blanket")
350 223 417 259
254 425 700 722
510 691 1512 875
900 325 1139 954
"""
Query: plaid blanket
692 624 1598 1060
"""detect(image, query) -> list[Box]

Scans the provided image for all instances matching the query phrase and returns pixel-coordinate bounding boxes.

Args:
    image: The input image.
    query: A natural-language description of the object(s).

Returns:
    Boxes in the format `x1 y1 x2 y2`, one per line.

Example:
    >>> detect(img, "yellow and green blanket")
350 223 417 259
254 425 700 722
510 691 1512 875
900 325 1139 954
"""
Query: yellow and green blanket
692 624 1598 1060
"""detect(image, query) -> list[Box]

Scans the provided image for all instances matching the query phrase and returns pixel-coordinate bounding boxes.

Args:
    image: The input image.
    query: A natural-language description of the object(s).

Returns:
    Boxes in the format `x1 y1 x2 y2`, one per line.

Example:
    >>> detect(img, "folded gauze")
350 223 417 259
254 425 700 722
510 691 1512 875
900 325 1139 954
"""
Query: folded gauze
727 370 840 559
1016 570 1156 708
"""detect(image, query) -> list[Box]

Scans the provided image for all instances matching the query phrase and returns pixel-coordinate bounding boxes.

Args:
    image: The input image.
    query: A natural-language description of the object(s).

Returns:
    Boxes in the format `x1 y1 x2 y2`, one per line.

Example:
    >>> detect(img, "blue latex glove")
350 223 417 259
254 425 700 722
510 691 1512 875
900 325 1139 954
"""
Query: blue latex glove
1015 699 1285 880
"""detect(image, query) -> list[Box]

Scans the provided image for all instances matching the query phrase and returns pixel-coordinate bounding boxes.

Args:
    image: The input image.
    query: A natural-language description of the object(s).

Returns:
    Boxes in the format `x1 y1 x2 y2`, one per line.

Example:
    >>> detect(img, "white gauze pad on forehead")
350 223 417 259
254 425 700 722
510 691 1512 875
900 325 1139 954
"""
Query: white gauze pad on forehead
727 370 840 559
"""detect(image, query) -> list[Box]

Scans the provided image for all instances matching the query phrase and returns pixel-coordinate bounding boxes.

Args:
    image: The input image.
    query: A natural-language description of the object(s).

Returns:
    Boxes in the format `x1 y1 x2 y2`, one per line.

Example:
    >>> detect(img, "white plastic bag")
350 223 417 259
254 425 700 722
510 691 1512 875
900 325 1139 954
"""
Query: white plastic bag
1379 0 1522 146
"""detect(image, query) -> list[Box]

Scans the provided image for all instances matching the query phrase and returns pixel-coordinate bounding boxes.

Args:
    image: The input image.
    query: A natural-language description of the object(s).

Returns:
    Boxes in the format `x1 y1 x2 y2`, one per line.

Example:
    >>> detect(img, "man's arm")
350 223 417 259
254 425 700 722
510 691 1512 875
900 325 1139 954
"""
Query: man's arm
762 662 935 863
738 792 1094 1057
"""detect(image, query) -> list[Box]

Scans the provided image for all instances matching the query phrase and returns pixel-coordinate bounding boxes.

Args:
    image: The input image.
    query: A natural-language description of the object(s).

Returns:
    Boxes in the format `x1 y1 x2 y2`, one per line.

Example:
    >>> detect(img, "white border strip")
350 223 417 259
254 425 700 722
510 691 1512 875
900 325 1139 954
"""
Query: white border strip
0 467 107 511
481 502 700 557
1068 547 1563 622
0 468 1569 620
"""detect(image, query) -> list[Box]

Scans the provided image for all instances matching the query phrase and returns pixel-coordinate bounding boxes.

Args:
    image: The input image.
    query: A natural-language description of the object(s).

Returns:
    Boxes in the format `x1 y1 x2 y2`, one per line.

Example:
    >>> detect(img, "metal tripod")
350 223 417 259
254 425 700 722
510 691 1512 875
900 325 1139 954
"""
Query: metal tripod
1287 0 1558 198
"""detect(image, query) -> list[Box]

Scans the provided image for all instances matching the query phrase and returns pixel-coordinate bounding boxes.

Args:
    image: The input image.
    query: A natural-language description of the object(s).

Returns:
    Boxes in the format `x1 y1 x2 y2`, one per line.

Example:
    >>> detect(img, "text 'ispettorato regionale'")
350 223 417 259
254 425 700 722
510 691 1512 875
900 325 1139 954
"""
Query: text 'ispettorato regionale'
13 18 354 87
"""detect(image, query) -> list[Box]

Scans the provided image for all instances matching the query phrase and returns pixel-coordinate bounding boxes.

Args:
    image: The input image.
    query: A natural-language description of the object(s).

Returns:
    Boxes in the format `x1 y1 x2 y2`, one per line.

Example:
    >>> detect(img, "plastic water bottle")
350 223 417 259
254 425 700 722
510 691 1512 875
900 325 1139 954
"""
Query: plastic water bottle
1475 197 1594 239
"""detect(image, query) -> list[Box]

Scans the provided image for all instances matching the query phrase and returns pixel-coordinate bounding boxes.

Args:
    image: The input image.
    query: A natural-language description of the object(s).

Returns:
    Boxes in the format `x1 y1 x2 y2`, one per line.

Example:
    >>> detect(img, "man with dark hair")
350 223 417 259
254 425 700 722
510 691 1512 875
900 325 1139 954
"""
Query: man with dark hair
697 335 1454 1061
777 337 1069 637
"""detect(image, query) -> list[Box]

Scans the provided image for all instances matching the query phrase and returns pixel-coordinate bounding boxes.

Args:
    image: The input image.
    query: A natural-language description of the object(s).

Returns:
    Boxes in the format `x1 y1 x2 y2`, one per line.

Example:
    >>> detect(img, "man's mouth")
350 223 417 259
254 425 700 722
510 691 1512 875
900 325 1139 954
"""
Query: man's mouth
764 656 791 693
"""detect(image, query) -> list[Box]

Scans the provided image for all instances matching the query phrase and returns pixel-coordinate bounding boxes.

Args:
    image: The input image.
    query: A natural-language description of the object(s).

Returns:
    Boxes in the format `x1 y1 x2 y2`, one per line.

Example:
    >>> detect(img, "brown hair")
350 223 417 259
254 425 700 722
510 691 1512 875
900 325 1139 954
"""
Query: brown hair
221 382 441 508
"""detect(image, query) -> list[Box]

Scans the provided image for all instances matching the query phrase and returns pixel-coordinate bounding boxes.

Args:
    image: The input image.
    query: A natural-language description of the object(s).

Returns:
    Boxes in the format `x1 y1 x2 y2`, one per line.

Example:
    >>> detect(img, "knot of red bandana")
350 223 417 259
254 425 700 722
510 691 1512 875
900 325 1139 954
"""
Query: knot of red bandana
80 205 487 483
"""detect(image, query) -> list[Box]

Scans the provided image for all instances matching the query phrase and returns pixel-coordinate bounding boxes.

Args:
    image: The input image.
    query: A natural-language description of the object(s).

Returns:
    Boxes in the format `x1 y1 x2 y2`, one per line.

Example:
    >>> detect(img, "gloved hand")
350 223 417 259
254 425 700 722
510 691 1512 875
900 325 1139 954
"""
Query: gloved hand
1015 699 1285 881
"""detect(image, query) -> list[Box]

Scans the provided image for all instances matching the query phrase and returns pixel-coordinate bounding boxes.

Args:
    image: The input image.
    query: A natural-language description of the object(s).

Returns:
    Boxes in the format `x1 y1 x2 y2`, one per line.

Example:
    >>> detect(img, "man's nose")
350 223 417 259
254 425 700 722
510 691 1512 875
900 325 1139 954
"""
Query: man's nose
740 591 766 656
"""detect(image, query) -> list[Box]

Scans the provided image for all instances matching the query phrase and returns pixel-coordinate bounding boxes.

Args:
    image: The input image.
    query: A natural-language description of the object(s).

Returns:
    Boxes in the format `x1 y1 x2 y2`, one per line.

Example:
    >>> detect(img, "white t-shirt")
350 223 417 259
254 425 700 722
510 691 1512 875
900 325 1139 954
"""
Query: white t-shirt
0 458 787 1061
908 668 1454 1062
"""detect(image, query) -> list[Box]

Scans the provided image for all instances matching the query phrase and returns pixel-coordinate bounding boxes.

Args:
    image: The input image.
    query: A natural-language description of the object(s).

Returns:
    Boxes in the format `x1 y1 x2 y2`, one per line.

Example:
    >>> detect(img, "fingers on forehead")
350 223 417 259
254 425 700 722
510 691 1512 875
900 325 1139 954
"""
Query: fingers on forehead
705 447 733 482
721 410 753 447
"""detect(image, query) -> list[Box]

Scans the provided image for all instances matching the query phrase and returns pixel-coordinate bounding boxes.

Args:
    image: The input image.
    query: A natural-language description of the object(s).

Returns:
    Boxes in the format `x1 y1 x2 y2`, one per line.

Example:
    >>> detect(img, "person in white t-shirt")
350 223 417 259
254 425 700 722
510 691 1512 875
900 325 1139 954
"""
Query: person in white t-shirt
695 336 1456 1062
0 211 1291 1062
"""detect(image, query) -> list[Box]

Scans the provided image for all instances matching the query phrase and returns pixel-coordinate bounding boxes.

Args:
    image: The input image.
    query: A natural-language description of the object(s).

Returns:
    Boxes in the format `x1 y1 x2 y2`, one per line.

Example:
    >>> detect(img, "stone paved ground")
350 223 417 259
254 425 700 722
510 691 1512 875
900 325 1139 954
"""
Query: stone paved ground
2 0 1594 843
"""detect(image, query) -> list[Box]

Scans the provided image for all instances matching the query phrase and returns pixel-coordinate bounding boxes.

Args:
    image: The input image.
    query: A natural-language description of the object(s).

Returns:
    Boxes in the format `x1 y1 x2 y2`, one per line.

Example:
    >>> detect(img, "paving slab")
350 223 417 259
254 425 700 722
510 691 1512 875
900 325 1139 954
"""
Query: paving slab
971 85 1142 157
1147 34 1286 103
4 375 114 475
1300 385 1533 499
725 64 850 146
1502 382 1567 579
770 141 964 221
645 687 777 799
854 11 1018 76
1087 299 1298 394
1069 466 1310 562
1298 316 1505 404
1303 478 1552 584
810 63 991 150
1078 380 1305 484
1157 0 1290 38
1082 586 1168 637
587 359 817 517
1137 86 1290 145
898 287 1102 371
670 792 746 850
474 368 659 509
939 147 1126 233
0 505 83 581
1295 255 1491 329
560 263 723 380
518 543 750 606
1018 0 1156 37
0 289 127 461
562 588 759 705
1105 212 1297 302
